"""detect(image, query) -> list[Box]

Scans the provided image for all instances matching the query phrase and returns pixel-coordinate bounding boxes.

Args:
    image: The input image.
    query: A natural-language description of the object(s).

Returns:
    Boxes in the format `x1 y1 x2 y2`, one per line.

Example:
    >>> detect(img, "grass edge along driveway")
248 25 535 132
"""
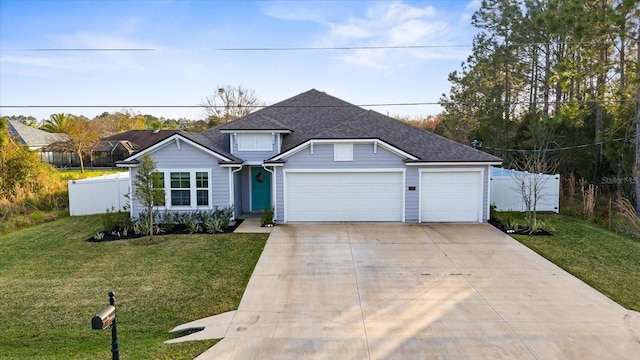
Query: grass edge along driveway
514 215 640 312
0 215 267 360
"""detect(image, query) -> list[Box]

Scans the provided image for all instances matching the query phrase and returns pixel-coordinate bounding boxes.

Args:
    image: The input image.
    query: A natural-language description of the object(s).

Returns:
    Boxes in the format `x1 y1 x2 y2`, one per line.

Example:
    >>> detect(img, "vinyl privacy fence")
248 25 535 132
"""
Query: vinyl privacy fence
490 167 560 213
68 172 130 216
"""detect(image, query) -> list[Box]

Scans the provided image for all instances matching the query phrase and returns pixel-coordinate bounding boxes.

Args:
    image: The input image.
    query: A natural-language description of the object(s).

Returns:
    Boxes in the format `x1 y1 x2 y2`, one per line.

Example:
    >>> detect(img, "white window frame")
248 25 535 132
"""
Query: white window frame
237 133 273 152
155 169 213 210
334 143 353 161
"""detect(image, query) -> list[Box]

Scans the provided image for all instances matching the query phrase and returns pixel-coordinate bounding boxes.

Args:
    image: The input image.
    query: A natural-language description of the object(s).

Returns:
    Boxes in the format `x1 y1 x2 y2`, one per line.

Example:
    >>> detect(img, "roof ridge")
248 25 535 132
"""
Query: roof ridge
310 109 370 138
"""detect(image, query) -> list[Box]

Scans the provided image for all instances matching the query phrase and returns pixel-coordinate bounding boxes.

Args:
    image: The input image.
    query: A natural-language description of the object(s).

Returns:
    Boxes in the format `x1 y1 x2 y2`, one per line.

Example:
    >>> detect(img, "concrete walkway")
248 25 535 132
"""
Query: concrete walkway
193 223 640 359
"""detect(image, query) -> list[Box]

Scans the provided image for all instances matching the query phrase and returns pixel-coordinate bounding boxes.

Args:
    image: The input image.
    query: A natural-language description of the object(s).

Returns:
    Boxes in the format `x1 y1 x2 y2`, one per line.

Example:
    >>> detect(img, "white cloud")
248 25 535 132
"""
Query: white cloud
262 1 467 68
330 23 371 39
260 1 333 23
49 31 154 50
0 55 62 69
460 0 482 23
317 1 455 68
387 20 437 45
261 0 461 69
372 1 436 22
465 0 483 11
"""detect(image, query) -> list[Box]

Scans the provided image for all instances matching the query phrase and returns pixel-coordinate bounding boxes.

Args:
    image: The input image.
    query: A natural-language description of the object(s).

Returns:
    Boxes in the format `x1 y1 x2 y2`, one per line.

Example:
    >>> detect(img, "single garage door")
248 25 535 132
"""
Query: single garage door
285 171 403 222
421 171 482 222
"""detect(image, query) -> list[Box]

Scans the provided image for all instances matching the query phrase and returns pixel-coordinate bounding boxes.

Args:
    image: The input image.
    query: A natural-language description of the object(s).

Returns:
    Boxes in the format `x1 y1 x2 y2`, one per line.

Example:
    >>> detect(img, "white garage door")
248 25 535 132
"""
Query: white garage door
421 171 483 222
285 171 403 222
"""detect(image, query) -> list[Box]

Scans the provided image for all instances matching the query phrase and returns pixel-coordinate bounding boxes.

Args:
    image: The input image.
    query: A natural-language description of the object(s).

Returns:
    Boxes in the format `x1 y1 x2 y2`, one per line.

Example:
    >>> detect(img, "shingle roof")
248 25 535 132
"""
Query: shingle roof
102 130 179 149
207 89 501 163
218 114 291 131
180 132 241 163
7 120 69 147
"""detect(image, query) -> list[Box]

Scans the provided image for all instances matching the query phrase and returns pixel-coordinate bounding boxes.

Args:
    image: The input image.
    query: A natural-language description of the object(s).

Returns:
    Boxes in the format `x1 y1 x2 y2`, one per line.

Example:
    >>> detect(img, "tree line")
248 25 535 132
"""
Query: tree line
435 0 639 199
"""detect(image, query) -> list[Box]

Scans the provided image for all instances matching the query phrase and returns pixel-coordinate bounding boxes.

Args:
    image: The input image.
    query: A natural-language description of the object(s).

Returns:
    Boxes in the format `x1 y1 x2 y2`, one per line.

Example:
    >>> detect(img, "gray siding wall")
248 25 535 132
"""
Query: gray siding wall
212 168 230 208
235 150 278 163
405 168 420 222
275 167 284 222
241 168 250 213
233 170 242 218
131 140 230 218
285 143 405 168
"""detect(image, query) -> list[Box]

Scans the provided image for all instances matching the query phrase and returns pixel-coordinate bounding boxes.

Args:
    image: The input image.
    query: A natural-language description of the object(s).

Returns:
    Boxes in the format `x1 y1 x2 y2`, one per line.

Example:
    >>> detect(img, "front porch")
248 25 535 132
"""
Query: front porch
233 165 274 215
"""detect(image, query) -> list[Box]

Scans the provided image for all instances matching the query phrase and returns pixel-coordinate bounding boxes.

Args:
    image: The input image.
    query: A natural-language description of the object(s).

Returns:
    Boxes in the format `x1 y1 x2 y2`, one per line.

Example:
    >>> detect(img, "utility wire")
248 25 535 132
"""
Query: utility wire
1 98 636 109
0 40 616 52
0 40 610 52
478 137 629 153
214 41 601 51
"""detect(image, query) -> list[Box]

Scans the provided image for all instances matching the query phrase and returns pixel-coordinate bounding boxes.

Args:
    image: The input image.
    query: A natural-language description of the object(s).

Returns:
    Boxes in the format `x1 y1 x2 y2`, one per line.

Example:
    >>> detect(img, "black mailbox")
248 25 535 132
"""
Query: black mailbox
92 305 116 330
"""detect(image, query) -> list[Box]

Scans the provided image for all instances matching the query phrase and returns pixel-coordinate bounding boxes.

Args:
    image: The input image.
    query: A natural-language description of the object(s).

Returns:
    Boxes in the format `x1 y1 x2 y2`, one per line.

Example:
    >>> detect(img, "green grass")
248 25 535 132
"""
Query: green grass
0 170 126 235
58 168 127 181
0 215 268 359
513 215 640 311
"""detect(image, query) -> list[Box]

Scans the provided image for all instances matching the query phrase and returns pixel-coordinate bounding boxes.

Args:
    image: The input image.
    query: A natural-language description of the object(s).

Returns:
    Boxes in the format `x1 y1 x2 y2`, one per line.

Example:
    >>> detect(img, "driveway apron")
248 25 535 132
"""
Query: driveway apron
196 223 640 359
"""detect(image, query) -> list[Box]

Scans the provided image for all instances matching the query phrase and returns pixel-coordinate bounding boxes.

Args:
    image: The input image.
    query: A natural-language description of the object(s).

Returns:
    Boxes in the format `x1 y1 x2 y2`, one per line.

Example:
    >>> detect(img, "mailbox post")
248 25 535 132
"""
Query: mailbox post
91 291 120 360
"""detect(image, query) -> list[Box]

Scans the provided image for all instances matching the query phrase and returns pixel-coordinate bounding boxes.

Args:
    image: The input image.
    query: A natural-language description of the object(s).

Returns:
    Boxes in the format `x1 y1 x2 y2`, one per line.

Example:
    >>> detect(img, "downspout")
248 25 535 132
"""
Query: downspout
262 164 276 221
230 165 243 220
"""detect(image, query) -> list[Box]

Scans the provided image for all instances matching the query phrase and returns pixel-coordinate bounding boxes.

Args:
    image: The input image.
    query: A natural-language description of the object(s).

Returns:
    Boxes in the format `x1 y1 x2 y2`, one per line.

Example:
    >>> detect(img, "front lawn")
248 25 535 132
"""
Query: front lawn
513 215 640 311
0 215 267 359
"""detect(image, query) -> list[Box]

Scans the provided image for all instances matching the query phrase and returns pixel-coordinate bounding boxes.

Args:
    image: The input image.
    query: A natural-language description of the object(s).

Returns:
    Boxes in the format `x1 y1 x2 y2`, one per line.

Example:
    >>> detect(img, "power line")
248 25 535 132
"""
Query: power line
0 98 635 109
479 137 629 153
215 44 473 51
214 41 600 51
0 40 606 52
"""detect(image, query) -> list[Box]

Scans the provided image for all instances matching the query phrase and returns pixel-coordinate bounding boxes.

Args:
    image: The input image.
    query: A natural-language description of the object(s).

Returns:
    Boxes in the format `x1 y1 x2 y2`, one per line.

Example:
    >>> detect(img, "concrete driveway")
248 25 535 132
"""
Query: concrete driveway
196 223 640 359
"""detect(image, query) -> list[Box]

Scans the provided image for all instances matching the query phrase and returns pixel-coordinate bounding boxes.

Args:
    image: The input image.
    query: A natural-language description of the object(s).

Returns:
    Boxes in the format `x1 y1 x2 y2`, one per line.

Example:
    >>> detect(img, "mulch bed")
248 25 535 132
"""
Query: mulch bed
87 219 244 242
489 218 553 236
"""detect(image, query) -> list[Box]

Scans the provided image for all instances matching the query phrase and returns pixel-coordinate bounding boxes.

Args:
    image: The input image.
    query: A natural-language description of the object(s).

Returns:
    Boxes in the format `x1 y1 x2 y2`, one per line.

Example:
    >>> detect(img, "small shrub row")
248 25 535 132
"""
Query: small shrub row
489 210 555 235
91 207 236 241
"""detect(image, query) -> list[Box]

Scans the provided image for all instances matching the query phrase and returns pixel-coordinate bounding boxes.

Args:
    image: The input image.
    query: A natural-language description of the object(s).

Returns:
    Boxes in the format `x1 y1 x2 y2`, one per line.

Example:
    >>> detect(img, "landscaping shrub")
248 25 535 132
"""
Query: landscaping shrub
93 207 238 241
612 197 640 239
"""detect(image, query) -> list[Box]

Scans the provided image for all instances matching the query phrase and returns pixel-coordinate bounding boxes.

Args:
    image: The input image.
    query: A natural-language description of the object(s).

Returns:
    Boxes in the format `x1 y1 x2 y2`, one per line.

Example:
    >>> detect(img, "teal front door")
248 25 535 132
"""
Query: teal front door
251 167 272 211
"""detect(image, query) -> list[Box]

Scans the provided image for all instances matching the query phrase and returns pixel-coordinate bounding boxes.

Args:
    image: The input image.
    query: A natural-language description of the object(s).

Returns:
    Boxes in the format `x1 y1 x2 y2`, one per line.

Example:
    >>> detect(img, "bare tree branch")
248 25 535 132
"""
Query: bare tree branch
201 85 264 125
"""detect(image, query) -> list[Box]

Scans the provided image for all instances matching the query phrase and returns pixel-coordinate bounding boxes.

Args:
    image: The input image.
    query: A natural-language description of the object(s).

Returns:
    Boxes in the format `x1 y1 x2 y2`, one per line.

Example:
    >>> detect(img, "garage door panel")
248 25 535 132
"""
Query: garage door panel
286 172 403 222
421 171 482 223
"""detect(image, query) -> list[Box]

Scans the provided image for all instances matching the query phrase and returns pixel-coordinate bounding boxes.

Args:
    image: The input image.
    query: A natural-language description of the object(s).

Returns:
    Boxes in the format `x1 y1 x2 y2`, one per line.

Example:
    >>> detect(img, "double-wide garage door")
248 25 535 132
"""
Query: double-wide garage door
421 171 482 222
285 171 403 222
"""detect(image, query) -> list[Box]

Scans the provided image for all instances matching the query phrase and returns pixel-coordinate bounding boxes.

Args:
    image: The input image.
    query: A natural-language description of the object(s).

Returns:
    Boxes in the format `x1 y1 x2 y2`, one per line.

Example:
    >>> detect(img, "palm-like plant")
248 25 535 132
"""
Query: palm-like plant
41 113 73 133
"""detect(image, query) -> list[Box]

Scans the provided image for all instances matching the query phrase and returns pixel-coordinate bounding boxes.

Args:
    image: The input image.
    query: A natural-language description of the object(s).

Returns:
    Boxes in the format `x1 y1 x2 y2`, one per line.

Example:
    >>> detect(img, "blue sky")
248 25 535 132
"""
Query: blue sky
0 0 482 121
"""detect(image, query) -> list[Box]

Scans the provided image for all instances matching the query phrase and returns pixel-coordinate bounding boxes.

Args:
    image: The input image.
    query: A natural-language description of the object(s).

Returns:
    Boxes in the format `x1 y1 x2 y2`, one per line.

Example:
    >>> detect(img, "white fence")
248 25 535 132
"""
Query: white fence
490 167 560 213
68 172 130 216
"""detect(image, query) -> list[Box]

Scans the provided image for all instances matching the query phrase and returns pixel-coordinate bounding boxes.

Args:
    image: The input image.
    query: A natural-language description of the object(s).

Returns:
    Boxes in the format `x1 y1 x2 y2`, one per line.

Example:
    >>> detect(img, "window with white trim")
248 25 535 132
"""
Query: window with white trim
334 143 353 161
196 171 209 206
156 170 211 208
237 133 273 151
170 172 191 206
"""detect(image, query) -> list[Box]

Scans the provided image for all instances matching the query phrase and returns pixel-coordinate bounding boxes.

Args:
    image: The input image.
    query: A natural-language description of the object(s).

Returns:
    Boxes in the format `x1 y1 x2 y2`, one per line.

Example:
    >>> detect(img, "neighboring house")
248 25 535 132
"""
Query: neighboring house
117 90 502 223
7 120 70 164
101 129 178 149
43 129 178 168
94 130 179 167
